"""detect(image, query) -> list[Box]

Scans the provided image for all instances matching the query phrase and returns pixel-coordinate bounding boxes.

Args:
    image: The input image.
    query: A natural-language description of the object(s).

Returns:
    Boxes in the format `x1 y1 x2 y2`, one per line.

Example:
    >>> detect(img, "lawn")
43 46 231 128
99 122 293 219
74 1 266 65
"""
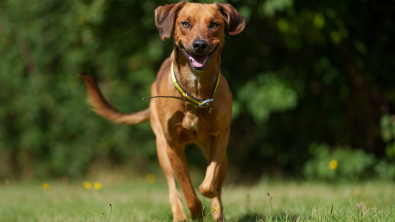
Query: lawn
0 177 394 221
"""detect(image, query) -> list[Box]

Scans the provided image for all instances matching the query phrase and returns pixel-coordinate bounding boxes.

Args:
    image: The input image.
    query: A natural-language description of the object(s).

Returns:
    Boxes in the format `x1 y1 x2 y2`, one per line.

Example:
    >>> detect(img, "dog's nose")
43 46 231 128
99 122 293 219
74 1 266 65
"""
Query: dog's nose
193 39 208 52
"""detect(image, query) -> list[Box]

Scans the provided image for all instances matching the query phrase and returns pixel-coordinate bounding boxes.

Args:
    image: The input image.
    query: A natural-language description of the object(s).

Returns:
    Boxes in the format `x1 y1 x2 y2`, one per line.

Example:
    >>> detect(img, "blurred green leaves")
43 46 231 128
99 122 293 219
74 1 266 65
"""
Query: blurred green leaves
304 143 376 180
1 0 395 180
380 115 395 143
380 115 395 160
0 0 157 179
237 71 297 123
313 13 325 29
261 0 293 17
277 19 289 33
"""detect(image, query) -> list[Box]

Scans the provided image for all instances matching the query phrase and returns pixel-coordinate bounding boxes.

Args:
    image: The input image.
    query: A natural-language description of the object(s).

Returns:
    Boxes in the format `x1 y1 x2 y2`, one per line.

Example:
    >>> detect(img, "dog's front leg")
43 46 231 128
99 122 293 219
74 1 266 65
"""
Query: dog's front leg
166 143 203 220
210 155 227 221
199 127 230 199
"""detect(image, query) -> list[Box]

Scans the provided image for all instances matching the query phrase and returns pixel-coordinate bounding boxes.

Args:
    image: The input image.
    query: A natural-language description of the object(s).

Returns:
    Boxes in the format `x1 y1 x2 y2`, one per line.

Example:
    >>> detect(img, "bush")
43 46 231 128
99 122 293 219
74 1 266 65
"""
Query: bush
1 0 395 179
303 143 376 180
380 114 395 160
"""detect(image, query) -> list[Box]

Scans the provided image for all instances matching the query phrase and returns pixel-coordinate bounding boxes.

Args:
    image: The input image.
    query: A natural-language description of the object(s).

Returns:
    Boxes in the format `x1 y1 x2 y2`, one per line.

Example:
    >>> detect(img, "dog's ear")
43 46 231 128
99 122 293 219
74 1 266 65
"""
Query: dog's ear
215 3 245 35
155 1 187 41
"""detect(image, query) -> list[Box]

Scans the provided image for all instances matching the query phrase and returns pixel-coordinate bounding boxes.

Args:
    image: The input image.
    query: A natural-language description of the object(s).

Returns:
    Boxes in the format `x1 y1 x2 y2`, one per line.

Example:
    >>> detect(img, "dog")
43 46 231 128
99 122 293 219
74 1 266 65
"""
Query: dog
81 2 245 221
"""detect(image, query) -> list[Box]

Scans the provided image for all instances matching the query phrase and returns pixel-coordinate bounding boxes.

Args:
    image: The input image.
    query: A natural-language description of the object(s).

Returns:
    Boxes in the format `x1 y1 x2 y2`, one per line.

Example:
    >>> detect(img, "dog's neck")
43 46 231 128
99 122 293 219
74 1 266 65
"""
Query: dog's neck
171 48 221 101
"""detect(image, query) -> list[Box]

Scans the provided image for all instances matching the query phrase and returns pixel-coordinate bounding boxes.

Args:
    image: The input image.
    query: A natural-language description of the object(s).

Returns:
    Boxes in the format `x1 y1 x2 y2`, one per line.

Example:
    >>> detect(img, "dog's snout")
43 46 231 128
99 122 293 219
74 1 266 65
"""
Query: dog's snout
193 39 208 52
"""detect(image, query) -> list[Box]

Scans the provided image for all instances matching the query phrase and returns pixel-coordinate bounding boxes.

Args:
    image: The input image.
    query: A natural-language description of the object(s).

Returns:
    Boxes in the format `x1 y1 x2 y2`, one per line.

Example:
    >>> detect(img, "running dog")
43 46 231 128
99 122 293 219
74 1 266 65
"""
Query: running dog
81 2 245 221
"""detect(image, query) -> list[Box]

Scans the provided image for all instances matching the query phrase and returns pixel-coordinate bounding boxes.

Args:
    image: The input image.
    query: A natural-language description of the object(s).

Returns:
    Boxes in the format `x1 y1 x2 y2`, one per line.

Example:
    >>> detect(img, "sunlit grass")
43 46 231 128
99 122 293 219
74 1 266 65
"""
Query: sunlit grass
0 178 394 221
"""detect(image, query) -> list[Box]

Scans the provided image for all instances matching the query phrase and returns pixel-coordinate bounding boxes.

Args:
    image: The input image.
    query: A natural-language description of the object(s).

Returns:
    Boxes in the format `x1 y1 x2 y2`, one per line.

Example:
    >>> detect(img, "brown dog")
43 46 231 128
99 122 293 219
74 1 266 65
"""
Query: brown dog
81 2 245 221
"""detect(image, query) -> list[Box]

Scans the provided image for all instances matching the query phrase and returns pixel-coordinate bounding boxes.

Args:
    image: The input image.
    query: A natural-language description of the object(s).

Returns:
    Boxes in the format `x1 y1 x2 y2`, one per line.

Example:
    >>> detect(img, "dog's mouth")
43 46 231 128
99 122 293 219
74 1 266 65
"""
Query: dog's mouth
179 43 219 71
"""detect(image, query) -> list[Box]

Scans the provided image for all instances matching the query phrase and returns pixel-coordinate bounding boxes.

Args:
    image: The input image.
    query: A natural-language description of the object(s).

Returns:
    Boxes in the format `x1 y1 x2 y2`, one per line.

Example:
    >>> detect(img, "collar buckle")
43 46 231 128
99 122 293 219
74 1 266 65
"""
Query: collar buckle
199 99 214 107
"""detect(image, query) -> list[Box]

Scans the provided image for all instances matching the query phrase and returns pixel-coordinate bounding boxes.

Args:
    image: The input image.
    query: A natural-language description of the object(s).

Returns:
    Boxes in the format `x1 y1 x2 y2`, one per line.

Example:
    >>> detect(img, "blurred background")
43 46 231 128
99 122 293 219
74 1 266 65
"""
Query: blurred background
1 0 395 182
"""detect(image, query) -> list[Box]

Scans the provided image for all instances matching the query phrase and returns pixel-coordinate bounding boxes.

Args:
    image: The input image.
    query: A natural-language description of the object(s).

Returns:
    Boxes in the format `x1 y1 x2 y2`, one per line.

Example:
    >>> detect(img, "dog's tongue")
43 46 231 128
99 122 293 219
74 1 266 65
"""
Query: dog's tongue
189 54 208 68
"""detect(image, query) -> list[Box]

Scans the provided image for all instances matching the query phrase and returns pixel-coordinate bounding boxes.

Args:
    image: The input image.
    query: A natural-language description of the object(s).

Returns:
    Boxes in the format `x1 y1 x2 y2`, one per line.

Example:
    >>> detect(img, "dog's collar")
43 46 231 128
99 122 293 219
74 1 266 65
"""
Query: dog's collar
171 62 220 108
143 62 220 108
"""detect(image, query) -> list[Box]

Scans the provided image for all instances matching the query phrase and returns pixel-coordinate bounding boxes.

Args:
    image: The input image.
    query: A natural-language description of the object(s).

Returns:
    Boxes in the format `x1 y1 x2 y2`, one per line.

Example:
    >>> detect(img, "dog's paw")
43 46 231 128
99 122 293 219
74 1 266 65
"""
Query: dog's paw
173 216 188 222
199 183 217 198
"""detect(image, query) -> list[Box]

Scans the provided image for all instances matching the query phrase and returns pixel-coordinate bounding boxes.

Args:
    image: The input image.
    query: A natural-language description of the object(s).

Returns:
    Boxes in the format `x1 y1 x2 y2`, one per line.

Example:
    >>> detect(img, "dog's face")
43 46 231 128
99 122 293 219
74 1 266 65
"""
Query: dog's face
155 2 245 71
175 4 224 71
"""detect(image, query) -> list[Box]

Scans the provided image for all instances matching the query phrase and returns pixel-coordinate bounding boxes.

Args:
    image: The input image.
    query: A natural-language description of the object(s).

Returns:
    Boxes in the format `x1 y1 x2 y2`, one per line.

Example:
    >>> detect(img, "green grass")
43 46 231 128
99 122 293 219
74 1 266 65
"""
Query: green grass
0 178 394 221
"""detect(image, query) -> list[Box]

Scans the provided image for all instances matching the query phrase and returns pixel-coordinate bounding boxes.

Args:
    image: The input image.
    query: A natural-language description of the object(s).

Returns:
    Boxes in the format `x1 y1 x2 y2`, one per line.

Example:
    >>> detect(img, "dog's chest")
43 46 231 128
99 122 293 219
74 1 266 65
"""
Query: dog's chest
180 107 220 136
182 111 200 132
167 106 224 145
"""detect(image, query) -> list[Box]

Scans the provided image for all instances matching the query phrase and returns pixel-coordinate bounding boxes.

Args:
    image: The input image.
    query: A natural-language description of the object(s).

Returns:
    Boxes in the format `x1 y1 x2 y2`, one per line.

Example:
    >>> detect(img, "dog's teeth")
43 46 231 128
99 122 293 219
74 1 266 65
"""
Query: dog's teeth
204 60 207 64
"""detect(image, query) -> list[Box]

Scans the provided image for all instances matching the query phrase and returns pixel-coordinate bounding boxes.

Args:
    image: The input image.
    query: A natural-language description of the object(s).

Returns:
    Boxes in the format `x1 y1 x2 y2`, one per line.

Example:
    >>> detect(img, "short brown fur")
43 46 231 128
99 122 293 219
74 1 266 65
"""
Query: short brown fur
81 2 245 221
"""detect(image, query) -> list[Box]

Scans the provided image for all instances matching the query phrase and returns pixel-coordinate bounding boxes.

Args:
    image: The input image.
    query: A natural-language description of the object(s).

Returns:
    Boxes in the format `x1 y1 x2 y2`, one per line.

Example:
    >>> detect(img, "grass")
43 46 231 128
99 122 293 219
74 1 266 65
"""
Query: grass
0 177 394 221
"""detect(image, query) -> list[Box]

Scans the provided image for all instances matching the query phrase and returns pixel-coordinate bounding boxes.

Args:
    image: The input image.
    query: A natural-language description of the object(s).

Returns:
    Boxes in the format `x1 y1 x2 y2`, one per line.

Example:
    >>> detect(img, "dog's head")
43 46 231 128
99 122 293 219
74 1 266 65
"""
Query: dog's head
155 2 245 71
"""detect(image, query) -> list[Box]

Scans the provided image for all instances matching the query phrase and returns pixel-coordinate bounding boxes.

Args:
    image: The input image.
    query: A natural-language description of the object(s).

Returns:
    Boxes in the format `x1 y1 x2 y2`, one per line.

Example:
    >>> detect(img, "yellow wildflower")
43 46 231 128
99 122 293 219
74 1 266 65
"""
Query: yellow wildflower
94 182 103 190
329 160 338 170
42 183 50 190
145 173 156 184
83 182 92 189
213 206 218 211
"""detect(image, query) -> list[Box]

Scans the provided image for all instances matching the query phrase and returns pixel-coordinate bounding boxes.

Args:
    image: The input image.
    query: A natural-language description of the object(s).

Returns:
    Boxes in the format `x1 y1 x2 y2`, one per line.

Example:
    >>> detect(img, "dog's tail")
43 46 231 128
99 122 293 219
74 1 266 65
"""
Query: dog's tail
80 73 150 125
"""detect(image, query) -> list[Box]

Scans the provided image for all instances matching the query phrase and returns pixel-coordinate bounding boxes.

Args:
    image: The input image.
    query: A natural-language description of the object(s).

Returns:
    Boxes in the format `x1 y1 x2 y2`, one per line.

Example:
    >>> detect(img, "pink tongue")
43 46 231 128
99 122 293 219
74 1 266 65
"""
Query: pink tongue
189 54 209 68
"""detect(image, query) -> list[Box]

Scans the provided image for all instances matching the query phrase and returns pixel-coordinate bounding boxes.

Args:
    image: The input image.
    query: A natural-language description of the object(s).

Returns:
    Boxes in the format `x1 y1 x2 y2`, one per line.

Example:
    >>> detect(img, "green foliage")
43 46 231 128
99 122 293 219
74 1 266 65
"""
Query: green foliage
236 71 297 122
261 0 293 17
380 114 395 159
380 114 395 143
303 143 376 180
0 0 157 179
374 160 395 180
0 0 395 179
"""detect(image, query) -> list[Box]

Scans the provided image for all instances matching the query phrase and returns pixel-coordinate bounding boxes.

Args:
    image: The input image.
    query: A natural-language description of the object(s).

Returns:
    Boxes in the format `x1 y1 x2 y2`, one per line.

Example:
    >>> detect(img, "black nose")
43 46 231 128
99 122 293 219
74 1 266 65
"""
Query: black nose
193 39 208 53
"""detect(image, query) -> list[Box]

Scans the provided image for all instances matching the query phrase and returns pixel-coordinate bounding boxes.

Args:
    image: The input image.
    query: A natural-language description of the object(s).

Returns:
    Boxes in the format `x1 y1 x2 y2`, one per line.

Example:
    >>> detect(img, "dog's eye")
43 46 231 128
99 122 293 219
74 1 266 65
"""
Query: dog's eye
209 22 219 29
181 22 190 28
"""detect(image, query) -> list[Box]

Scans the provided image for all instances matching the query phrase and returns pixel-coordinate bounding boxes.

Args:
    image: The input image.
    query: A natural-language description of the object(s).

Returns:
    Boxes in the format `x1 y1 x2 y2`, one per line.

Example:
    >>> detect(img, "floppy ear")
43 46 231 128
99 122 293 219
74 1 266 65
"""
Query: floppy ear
155 1 187 41
215 3 246 35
